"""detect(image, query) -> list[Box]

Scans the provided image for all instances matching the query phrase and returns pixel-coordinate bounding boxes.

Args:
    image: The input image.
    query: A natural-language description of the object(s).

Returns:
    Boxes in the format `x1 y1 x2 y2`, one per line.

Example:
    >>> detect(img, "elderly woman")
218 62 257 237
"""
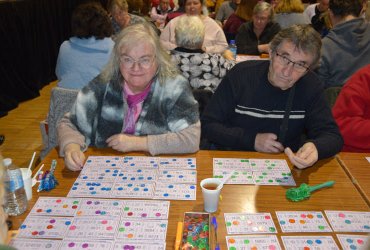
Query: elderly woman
274 0 310 29
107 0 146 34
171 15 235 92
236 2 281 55
57 23 200 171
160 0 228 53
56 2 114 89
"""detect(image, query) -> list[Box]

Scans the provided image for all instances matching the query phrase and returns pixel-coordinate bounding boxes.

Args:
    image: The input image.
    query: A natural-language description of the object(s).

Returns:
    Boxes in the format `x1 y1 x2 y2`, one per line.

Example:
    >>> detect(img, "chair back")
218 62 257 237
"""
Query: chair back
40 87 79 158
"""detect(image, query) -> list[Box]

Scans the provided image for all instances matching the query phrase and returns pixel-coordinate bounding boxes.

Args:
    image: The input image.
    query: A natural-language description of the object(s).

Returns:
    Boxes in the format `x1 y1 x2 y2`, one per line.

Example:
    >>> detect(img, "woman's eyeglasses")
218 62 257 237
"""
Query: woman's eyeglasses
120 55 155 69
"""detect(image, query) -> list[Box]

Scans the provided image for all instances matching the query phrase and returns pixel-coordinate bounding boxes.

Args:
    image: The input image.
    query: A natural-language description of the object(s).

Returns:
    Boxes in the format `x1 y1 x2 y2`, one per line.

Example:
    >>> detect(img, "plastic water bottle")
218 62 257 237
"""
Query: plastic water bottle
3 158 28 216
229 40 237 60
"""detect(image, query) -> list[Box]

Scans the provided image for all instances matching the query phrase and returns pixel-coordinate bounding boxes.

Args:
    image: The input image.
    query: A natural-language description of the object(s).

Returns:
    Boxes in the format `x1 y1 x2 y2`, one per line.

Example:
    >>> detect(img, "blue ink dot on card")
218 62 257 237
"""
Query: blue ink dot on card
350 245 357 250
164 193 169 197
87 160 91 163
112 164 116 166
317 214 323 218
140 184 145 187
91 191 97 195
185 194 190 198
307 240 313 245
148 177 152 180
280 221 286 225
144 188 148 191
105 170 110 173
315 240 322 244
160 223 166 228
101 211 106 215
134 188 139 191
364 225 370 229
168 185 174 188
89 187 94 190
87 183 91 186
123 177 127 180
113 174 117 177
138 177 144 180
128 184 133 187
97 183 101 186
73 183 79 186
114 169 118 173
106 160 110 163
130 163 135 166
131 178 135 181
167 175 172 178
83 176 87 179
119 174 123 177
190 185 195 189
98 177 103 180
46 209 52 213
72 187 77 190
137 169 142 173
107 188 111 191
20 225 26 229
347 239 354 243
163 171 168 174
345 220 351 224
179 175 184 178
118 187 123 191
113 202 119 206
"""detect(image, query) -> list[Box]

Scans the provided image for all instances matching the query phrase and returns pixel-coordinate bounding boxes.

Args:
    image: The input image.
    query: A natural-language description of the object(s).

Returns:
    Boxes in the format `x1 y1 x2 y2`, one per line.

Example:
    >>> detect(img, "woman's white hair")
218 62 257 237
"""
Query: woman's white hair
175 15 205 49
101 22 178 86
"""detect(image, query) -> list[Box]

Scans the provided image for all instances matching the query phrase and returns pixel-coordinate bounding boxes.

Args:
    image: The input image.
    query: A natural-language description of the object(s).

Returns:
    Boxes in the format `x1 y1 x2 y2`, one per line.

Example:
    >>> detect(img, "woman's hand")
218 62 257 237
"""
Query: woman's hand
106 134 148 152
285 142 319 169
64 143 85 171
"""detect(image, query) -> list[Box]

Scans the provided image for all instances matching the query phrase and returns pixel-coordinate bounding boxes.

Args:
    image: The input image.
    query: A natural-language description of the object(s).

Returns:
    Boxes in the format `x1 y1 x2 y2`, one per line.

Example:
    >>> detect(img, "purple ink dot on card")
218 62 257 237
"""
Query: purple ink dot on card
124 246 130 250
140 184 145 187
155 213 161 217
190 185 195 189
141 213 147 218
39 231 45 235
87 201 92 204
82 243 89 248
179 175 184 178
95 210 101 214
68 242 75 247
50 219 56 223
125 222 131 226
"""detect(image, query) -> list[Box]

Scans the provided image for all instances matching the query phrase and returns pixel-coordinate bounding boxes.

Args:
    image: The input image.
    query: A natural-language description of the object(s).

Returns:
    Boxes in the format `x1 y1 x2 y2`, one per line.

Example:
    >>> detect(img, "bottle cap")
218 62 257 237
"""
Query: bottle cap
230 40 235 45
3 158 12 167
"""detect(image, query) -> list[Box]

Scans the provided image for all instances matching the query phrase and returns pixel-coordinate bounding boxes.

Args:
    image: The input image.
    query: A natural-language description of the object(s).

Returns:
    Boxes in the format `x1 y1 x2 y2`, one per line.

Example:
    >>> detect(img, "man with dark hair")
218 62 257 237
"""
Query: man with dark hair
201 25 343 169
317 0 370 88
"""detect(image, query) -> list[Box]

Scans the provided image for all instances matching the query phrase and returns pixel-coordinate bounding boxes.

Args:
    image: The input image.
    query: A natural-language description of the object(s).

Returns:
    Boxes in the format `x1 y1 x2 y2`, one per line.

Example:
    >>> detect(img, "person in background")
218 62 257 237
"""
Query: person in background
303 0 329 21
57 23 200 171
201 25 343 169
223 0 258 42
107 0 146 34
55 2 114 90
160 0 228 53
216 0 240 25
274 0 310 29
166 0 186 23
332 64 370 152
236 1 281 55
317 0 370 89
127 0 144 15
171 15 235 92
150 0 173 29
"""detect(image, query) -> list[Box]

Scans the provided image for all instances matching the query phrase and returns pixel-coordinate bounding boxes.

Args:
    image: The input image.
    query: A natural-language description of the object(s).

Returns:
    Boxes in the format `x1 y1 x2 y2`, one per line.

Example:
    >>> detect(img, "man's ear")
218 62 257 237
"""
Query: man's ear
268 47 273 58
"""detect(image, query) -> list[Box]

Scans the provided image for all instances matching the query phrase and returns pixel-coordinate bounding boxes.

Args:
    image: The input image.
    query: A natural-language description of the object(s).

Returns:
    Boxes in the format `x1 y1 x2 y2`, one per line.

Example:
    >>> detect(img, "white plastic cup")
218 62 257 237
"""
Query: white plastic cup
20 168 32 200
200 178 223 213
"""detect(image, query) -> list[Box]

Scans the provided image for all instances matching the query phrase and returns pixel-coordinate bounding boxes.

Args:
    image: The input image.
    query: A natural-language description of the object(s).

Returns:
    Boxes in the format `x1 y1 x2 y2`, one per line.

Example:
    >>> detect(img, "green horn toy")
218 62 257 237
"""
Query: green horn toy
286 181 335 202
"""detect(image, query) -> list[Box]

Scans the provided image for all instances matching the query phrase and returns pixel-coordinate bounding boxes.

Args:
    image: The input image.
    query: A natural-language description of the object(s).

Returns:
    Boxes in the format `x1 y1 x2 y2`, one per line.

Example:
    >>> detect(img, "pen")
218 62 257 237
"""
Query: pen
212 216 220 250
175 221 183 250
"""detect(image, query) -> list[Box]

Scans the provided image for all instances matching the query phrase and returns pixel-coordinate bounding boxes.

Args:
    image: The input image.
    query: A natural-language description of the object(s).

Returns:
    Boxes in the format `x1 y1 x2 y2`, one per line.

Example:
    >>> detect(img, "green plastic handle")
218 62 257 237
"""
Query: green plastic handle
309 181 335 193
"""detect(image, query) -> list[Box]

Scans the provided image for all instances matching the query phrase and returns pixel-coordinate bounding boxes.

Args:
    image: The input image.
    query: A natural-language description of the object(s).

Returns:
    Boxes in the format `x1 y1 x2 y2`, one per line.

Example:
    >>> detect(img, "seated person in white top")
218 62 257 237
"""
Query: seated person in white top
160 0 228 53
150 0 173 29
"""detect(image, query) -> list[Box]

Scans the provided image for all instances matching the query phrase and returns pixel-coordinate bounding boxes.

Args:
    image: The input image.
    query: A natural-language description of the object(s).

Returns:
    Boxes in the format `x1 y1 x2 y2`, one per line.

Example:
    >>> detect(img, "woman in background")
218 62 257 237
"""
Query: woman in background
236 2 280 55
223 0 258 42
274 0 309 29
160 0 228 53
108 0 146 34
171 15 235 92
56 2 114 90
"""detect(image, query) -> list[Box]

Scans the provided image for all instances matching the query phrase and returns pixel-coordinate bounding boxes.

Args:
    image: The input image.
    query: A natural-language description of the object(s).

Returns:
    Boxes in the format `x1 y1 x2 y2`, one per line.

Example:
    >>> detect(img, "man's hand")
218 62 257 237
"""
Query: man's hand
285 142 318 169
254 133 284 153
106 134 148 152
64 143 85 171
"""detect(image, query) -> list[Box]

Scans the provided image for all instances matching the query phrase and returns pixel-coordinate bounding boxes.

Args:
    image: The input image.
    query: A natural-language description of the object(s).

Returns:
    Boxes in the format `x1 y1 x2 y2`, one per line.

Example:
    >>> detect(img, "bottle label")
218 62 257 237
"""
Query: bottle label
7 170 24 191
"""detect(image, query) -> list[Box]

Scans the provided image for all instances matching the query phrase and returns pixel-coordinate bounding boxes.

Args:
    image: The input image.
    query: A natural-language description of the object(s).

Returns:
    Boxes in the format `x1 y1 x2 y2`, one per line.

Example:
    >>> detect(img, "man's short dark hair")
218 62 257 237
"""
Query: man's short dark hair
329 0 363 17
72 2 113 39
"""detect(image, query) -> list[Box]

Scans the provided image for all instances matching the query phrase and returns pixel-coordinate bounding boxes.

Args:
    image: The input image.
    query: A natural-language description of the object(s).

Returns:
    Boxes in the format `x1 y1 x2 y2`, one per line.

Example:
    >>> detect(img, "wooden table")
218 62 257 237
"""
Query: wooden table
337 152 370 206
9 148 370 249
